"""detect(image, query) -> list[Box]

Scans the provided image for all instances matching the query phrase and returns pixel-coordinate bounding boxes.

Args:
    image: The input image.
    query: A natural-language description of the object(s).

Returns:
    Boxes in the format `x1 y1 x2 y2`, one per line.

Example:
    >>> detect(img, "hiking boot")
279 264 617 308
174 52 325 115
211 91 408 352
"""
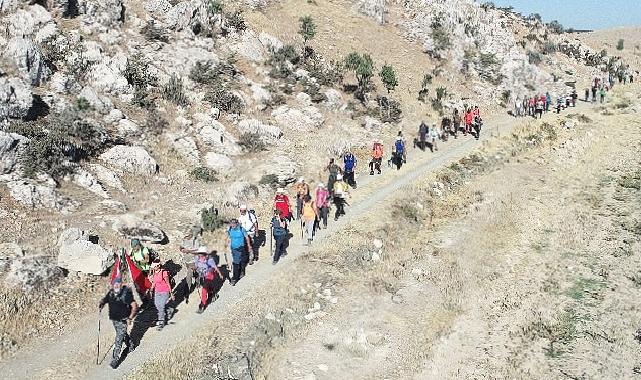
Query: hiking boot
272 260 278 265
157 322 165 331
248 260 254 265
369 170 374 175
307 239 312 246
197 305 204 314
230 280 237 286
110 359 119 369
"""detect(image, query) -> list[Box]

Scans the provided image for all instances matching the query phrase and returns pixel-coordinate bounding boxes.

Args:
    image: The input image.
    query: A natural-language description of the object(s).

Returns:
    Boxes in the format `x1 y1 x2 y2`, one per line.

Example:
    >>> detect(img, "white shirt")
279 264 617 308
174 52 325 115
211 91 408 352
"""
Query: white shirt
238 212 257 236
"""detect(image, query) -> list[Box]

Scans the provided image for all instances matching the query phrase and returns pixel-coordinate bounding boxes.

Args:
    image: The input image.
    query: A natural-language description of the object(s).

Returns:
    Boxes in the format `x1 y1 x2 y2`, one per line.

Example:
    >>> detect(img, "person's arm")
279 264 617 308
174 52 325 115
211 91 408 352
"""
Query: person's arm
245 232 252 250
128 301 138 324
98 292 109 309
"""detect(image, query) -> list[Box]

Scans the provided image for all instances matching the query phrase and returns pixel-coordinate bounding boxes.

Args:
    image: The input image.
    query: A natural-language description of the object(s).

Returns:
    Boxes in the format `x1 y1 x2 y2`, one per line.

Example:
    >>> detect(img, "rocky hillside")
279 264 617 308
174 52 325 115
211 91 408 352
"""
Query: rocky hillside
0 0 635 357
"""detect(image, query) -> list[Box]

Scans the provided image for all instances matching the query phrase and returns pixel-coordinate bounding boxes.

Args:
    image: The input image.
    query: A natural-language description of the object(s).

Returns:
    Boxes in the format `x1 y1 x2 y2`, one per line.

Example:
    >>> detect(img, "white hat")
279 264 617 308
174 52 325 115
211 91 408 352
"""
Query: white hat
396 136 402 141
239 204 247 210
276 187 285 193
317 182 324 187
337 174 343 180
197 246 209 254
151 261 161 269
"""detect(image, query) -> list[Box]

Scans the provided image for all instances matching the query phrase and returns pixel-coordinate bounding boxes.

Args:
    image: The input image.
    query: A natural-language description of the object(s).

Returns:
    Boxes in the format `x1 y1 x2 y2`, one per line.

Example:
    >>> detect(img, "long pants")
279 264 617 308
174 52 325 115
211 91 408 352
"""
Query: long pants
369 158 381 174
318 205 328 227
232 262 242 282
199 272 215 305
182 260 194 299
231 248 246 281
154 292 169 324
419 133 426 150
247 234 258 261
273 235 286 262
112 319 130 360
344 170 355 187
296 195 303 219
334 197 345 219
303 218 315 240
327 175 336 195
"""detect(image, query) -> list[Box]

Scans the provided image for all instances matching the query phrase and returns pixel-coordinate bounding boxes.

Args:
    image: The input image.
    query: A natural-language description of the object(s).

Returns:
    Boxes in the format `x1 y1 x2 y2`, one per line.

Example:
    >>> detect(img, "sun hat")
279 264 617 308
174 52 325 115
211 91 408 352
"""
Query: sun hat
239 204 247 210
197 246 209 254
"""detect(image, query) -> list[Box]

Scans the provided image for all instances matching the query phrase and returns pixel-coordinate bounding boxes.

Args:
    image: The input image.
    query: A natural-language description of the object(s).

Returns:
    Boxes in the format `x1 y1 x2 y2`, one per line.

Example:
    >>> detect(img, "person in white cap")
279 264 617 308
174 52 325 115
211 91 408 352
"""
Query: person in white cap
332 173 349 221
238 204 259 264
294 177 310 220
194 246 223 313
315 182 330 229
273 187 292 221
430 122 440 152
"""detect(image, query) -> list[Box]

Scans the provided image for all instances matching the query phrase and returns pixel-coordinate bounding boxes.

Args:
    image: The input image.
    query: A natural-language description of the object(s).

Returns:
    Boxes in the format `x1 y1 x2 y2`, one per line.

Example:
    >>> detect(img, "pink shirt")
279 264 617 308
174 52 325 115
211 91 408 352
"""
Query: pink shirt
152 270 171 293
316 188 330 207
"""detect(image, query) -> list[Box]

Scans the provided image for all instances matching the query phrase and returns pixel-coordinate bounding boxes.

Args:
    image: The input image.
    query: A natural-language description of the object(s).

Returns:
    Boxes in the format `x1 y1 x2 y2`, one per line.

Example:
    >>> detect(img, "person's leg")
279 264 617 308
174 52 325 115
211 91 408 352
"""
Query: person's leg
183 261 193 302
154 292 164 325
305 219 314 242
232 262 240 283
296 195 302 220
322 206 328 227
334 198 340 220
111 320 127 366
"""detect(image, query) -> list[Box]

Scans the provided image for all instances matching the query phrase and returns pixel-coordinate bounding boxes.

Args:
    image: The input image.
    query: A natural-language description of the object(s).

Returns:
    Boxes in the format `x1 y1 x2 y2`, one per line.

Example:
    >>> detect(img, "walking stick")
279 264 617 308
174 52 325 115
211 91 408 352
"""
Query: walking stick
270 227 273 257
96 309 101 365
300 219 303 240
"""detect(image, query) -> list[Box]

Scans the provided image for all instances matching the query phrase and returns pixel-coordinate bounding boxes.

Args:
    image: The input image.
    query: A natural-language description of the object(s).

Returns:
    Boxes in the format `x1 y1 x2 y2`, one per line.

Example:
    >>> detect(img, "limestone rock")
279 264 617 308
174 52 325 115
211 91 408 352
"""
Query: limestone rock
0 77 33 119
165 133 200 165
72 169 109 198
229 31 264 62
6 180 62 210
79 0 124 28
89 164 124 191
4 38 50 86
272 105 324 131
79 86 113 114
117 119 139 135
323 89 343 110
100 146 158 175
354 0 387 24
5 255 63 291
258 32 283 52
112 214 166 243
237 119 282 140
57 228 114 275
205 152 233 174
0 131 28 176
258 155 298 184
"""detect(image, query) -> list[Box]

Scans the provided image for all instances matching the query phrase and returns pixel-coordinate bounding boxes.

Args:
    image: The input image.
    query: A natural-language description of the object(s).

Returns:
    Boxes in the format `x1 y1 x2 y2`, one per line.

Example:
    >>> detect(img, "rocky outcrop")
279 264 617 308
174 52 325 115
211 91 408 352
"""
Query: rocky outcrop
0 77 33 119
258 155 298 184
0 131 28 176
271 105 324 132
112 214 166 243
71 169 109 198
78 86 113 114
56 228 114 275
354 0 387 24
6 180 78 213
99 146 158 175
89 164 124 191
4 255 63 291
237 119 282 140
4 38 51 86
165 133 200 164
78 0 124 29
205 152 233 174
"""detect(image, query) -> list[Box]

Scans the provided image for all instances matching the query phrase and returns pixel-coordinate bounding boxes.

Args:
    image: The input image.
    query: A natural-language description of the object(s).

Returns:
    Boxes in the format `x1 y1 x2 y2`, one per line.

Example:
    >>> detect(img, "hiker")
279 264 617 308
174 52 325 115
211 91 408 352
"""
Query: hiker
591 86 597 102
545 92 552 112
389 145 403 170
179 226 202 303
522 97 528 117
301 194 318 246
333 174 349 221
294 178 309 220
452 108 461 136
556 95 563 114
274 187 292 222
394 135 406 163
584 88 590 102
227 218 252 286
149 261 174 329
315 182 330 229
238 204 259 264
271 209 289 264
194 246 223 313
129 239 151 273
464 108 473 135
418 121 428 150
571 89 578 107
599 86 606 103
369 141 383 175
514 96 522 117
535 97 544 119
325 158 342 195
429 122 439 152
343 151 357 188
99 276 138 369
440 116 451 142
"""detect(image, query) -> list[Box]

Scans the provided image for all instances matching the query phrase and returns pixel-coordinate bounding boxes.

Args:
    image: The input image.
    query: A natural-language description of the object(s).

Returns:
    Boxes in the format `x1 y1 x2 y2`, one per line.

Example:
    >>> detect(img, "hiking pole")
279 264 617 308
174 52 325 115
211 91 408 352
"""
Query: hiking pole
300 219 303 240
96 309 101 365
270 227 273 257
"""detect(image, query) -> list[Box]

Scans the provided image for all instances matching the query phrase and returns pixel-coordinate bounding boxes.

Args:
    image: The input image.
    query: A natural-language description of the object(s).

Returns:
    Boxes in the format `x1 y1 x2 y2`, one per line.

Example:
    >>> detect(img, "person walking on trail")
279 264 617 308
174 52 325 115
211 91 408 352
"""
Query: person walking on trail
194 246 223 313
179 226 202 303
343 151 358 188
440 116 451 142
395 136 406 163
325 158 342 195
535 97 544 119
149 261 174 329
294 178 310 220
301 194 318 246
584 88 590 103
464 108 473 135
99 276 138 369
369 141 384 175
429 123 439 152
238 205 259 265
545 92 552 112
129 239 151 273
599 87 606 104
227 218 252 286
418 121 428 151
315 183 330 229
274 187 292 222
333 174 349 221
452 108 461 137
571 89 578 107
271 209 289 264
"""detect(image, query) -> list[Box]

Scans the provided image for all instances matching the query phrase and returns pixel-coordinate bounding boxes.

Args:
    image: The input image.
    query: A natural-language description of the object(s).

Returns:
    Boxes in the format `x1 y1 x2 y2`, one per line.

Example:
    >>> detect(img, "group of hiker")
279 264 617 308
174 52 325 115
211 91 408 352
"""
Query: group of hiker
98 104 489 369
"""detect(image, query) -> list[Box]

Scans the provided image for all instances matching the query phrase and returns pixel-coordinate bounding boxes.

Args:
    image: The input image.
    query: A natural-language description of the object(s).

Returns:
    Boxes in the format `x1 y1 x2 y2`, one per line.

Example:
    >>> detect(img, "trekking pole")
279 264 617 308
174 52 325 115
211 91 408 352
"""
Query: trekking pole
270 227 273 257
300 219 303 240
96 309 101 365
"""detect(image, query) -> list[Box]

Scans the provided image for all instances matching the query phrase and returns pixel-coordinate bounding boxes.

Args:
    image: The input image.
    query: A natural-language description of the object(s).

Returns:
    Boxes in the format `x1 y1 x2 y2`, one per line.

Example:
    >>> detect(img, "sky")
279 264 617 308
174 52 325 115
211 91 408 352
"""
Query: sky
490 0 641 30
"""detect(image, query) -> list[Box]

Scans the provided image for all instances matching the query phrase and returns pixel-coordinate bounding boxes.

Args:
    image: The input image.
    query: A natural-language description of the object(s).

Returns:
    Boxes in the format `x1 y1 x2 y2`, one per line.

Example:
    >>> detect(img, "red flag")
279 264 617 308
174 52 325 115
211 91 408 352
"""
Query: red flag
109 250 122 285
124 250 152 295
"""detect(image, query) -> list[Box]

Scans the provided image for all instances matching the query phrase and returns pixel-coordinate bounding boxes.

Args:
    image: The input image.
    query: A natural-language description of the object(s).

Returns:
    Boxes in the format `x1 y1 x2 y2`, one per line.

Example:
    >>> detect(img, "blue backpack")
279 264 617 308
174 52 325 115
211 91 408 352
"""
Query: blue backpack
272 217 288 237
344 153 356 172
194 255 216 276
228 226 247 249
395 140 405 154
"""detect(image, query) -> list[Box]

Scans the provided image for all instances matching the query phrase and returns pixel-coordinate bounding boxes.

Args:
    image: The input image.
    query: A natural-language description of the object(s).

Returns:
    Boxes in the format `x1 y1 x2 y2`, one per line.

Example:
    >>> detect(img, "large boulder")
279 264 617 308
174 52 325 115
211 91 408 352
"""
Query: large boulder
89 163 124 191
112 214 166 243
258 155 298 184
165 1 208 31
79 0 124 29
4 37 51 86
205 152 233 174
99 146 158 175
272 105 324 131
4 256 63 291
0 77 33 119
6 180 59 209
71 169 109 198
78 86 113 115
0 131 28 176
164 133 200 165
354 0 386 24
229 31 264 62
237 119 282 140
57 228 114 275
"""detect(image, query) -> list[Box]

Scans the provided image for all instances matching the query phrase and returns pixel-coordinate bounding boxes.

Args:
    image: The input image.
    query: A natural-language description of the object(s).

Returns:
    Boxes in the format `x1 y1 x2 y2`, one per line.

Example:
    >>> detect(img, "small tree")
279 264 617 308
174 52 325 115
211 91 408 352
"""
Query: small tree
379 64 398 93
617 39 624 51
344 52 374 101
299 16 316 48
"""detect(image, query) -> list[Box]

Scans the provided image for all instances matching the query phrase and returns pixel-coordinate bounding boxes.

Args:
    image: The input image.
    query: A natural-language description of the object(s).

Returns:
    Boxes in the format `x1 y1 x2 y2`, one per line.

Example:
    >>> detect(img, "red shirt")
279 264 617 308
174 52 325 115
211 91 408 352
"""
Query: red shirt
465 112 473 124
274 194 290 217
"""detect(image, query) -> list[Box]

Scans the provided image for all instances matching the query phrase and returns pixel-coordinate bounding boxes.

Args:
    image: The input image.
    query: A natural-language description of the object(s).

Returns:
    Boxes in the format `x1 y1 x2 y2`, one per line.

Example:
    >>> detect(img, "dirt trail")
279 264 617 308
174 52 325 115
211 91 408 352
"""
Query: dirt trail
0 105 588 379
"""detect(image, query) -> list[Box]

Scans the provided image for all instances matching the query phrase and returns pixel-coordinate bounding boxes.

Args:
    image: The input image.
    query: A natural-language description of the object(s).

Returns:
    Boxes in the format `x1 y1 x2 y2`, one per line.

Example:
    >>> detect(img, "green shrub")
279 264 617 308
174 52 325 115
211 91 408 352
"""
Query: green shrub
344 52 374 101
547 20 564 34
189 60 221 85
267 45 301 79
617 39 624 51
376 96 402 123
225 10 246 31
162 74 189 106
430 18 451 56
201 206 224 232
379 64 398 93
204 86 244 114
76 97 92 111
132 85 155 109
304 56 344 86
528 50 542 65
299 15 316 46
238 132 267 152
144 109 169 134
123 53 158 89
142 22 169 43
500 90 511 107
541 42 557 54
259 173 280 188
190 167 219 183
207 0 224 15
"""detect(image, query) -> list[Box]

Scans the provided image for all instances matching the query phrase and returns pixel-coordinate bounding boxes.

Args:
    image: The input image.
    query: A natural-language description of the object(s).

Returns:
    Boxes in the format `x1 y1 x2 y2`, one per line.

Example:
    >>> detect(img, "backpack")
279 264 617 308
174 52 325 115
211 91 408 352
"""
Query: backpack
272 216 288 237
344 154 356 171
228 226 247 249
373 143 383 158
147 247 160 264
395 140 405 154
194 255 216 278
